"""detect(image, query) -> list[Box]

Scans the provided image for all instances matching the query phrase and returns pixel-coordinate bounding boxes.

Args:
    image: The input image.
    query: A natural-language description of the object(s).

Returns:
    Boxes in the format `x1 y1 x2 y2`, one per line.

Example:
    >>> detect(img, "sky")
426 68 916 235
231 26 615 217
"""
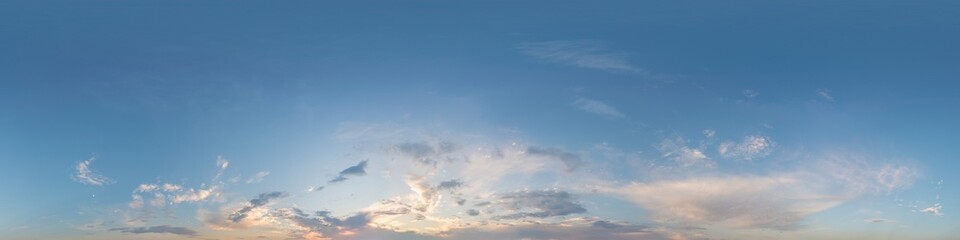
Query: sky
1 1 959 240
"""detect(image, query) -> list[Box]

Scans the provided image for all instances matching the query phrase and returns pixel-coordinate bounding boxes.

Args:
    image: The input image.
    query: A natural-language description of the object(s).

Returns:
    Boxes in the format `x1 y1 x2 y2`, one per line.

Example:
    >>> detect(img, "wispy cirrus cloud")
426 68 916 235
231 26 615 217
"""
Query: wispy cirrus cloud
573 97 625 119
72 157 114 186
519 40 642 73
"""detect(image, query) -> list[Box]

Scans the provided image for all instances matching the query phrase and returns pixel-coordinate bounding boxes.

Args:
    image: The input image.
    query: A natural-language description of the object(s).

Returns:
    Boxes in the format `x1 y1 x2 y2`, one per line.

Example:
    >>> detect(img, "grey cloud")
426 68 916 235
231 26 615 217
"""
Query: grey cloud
466 209 480 216
339 160 368 176
395 141 460 166
491 190 586 220
109 225 197 236
526 146 584 171
327 160 369 184
437 180 464 190
276 208 371 237
230 191 289 223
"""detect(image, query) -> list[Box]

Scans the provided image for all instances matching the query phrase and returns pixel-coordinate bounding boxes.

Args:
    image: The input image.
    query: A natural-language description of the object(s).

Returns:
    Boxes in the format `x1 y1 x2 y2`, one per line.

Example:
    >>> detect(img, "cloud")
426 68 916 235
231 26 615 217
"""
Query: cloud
230 191 289 223
573 97 625 118
108 225 197 236
215 155 229 179
659 138 714 167
404 177 466 213
718 135 774 161
603 175 839 230
816 88 834 101
602 153 919 230
328 160 369 183
526 146 585 171
274 208 372 238
702 129 716 138
864 218 897 223
922 203 943 216
395 141 460 166
72 157 114 186
490 190 587 220
519 40 641 73
246 171 270 184
742 89 759 99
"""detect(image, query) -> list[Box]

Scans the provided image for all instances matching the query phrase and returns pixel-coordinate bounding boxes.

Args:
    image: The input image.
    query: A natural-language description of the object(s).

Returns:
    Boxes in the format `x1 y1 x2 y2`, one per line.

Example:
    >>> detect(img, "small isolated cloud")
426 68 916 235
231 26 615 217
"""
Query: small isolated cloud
816 88 834 101
703 129 716 138
491 190 587 220
526 146 585 171
864 218 897 223
108 225 197 236
718 135 774 161
573 97 624 118
519 40 641 73
215 155 230 179
742 89 759 99
72 157 114 186
246 171 270 184
659 138 713 167
328 160 368 183
922 203 943 216
230 191 289 223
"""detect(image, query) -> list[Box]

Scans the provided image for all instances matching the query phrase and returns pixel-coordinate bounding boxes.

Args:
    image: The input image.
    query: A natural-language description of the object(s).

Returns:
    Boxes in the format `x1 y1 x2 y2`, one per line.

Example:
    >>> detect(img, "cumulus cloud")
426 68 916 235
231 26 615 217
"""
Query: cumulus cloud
526 146 585 171
718 135 774 161
108 225 197 236
229 191 289 223
519 40 641 73
490 190 587 220
72 157 114 186
573 97 625 118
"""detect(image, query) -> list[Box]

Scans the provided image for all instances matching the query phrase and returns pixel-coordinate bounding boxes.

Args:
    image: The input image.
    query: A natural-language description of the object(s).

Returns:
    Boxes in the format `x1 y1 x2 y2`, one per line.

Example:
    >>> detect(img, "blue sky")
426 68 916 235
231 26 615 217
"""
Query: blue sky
1 1 958 239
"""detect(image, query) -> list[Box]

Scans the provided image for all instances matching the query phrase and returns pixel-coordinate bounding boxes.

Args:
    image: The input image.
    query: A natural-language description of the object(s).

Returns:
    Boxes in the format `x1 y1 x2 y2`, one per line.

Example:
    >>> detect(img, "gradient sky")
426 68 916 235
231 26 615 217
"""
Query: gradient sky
2 1 959 240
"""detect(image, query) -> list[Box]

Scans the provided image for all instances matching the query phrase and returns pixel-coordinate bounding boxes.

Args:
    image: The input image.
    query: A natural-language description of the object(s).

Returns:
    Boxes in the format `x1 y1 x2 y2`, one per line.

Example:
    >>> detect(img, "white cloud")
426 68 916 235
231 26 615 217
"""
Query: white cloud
702 129 716 138
816 88 834 101
718 135 774 161
864 218 897 223
519 40 641 73
601 152 920 230
214 155 229 179
72 157 114 186
922 203 943 216
573 97 625 118
659 137 714 167
245 171 270 184
742 89 759 99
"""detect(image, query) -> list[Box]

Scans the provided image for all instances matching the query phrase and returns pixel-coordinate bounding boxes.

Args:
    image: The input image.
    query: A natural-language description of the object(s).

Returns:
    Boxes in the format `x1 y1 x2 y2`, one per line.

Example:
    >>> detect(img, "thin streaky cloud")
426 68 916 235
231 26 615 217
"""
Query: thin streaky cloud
573 97 625 118
519 40 641 73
